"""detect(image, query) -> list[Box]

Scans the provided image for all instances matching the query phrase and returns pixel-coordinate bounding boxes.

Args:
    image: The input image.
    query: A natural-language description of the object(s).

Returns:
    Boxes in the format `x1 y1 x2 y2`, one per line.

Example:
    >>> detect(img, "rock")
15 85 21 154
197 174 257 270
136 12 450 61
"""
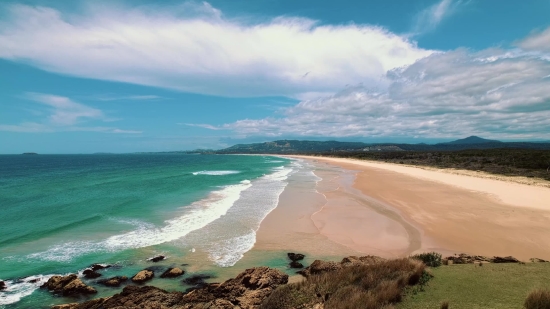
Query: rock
181 267 288 309
42 274 96 296
131 270 154 283
160 267 184 278
287 252 305 261
148 255 165 262
491 256 520 263
51 303 79 309
90 264 111 271
99 276 128 287
530 258 549 263
52 267 287 309
183 274 212 285
289 261 304 269
62 278 97 296
445 254 491 264
298 260 341 278
82 269 101 279
0 280 6 290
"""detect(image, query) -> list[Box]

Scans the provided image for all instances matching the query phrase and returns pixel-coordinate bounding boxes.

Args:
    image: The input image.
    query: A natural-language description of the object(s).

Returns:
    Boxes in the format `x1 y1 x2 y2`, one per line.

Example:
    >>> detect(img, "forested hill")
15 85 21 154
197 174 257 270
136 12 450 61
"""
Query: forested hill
216 136 550 154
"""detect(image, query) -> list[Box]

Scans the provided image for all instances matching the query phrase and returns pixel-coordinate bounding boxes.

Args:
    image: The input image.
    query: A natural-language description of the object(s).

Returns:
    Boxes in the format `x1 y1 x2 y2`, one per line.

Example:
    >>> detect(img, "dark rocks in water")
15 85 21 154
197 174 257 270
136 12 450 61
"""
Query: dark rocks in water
82 269 102 279
0 280 6 290
145 265 166 273
491 256 520 263
148 255 165 263
58 267 288 309
90 264 111 271
183 274 212 285
42 275 97 296
160 267 184 278
289 261 304 269
287 252 305 261
131 270 154 283
99 276 128 287
27 278 40 284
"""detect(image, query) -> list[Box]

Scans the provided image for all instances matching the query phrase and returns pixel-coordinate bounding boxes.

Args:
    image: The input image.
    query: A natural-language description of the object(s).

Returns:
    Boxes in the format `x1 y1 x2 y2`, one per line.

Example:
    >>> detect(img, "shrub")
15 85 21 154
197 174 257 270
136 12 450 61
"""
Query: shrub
441 300 449 309
411 252 442 267
525 288 550 309
261 258 429 309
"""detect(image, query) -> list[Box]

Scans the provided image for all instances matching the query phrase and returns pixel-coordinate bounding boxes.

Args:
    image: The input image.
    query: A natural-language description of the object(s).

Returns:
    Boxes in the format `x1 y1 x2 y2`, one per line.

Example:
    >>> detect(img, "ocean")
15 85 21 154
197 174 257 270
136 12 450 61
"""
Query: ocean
0 153 295 308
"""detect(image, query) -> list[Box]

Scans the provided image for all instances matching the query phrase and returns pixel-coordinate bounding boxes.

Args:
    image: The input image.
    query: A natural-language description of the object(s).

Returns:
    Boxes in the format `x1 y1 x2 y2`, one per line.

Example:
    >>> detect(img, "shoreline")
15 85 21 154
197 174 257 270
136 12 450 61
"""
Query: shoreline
252 155 550 261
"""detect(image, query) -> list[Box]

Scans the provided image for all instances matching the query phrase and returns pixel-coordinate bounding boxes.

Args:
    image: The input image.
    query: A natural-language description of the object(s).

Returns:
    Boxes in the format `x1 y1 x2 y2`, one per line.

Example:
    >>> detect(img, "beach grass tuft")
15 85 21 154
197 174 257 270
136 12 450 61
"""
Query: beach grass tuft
524 288 550 309
261 258 429 309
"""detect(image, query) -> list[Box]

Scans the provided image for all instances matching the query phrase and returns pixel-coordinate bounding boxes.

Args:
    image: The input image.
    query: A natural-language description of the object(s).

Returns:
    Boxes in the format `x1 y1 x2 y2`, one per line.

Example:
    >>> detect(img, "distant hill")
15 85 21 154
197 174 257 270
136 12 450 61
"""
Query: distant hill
216 137 550 154
444 136 501 145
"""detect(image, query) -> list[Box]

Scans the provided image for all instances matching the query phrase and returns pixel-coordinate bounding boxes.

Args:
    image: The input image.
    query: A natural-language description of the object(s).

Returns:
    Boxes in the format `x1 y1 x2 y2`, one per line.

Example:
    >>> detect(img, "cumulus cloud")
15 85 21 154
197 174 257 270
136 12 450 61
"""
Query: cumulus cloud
518 26 550 53
0 93 142 134
0 3 431 98
215 48 550 140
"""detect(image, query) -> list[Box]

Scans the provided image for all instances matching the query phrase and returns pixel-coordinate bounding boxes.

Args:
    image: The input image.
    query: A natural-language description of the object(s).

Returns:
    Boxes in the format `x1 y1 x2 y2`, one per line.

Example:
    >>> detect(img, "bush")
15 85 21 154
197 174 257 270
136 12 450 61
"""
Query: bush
261 258 429 309
525 288 550 309
411 252 442 267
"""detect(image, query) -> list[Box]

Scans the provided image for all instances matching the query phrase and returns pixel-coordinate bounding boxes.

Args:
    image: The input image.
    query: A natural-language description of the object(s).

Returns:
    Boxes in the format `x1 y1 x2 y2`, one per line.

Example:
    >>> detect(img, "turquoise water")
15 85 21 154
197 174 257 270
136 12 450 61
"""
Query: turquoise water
0 154 291 308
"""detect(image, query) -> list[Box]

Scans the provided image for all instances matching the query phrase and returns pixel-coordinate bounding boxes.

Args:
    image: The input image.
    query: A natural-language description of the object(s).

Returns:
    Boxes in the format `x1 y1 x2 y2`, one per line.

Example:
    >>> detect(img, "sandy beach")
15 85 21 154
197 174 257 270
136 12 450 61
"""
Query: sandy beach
253 156 550 261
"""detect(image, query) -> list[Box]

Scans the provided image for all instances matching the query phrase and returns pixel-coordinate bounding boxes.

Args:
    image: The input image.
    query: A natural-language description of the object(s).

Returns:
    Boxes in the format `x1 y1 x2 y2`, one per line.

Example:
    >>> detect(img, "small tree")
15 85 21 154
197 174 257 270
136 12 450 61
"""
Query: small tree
411 252 442 267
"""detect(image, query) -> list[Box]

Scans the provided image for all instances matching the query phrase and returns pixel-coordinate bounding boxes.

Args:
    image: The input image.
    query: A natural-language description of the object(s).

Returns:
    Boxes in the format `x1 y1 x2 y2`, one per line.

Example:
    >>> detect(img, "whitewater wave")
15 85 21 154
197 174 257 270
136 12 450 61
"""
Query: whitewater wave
192 170 240 176
26 182 252 262
0 275 52 306
199 165 295 267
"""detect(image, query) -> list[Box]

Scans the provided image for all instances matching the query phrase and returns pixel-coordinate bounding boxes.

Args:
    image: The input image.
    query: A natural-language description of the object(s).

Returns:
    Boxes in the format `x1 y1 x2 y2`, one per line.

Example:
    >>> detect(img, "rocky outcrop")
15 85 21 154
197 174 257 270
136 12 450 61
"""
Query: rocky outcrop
99 276 128 287
298 255 385 278
132 270 154 283
0 280 6 290
148 255 166 262
42 275 97 296
445 254 521 264
52 267 287 309
82 269 101 279
161 268 184 278
287 253 305 261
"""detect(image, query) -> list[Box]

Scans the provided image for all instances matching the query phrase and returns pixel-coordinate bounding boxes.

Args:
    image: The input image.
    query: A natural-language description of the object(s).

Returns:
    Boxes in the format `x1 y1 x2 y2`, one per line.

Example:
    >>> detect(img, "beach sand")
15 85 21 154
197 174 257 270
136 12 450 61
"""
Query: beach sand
252 156 550 261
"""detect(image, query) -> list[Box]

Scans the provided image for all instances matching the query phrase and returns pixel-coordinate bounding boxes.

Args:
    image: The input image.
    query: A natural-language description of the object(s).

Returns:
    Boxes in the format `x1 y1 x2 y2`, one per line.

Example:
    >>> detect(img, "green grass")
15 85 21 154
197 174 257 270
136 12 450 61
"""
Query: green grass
399 263 550 309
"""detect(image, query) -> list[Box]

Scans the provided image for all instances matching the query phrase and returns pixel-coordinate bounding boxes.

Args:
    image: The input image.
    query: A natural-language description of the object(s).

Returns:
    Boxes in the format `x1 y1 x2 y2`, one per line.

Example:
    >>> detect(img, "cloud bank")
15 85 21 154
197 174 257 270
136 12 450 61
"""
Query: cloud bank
219 45 550 140
0 3 431 98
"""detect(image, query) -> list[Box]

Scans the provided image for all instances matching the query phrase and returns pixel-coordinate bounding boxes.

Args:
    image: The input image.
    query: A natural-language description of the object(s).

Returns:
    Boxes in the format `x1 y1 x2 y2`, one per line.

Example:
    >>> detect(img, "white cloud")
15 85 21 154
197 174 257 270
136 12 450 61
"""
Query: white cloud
182 123 223 130
26 93 104 126
219 49 550 140
518 26 550 53
0 93 142 134
412 0 463 35
0 3 432 98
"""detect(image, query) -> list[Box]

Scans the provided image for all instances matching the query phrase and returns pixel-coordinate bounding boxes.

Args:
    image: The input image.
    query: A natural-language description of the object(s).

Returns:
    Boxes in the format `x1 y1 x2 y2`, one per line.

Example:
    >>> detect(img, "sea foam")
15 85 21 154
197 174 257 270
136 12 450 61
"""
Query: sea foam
0 275 53 306
192 170 240 176
26 182 252 262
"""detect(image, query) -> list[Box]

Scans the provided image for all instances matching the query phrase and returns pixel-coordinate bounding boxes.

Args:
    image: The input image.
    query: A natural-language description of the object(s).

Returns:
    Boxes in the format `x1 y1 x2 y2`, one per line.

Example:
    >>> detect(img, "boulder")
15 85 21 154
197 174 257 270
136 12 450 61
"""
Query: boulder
183 274 212 286
287 253 305 261
148 255 165 263
99 276 128 287
160 267 184 278
445 254 491 264
131 270 154 283
42 275 96 296
298 255 385 278
90 264 111 271
289 261 304 269
491 256 520 263
82 269 101 279
51 303 79 309
0 280 6 290
62 278 97 296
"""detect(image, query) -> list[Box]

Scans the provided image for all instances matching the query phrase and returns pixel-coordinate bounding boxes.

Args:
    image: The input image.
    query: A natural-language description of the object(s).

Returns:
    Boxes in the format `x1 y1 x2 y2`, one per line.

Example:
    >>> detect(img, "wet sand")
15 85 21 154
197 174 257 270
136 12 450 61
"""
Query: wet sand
253 156 550 261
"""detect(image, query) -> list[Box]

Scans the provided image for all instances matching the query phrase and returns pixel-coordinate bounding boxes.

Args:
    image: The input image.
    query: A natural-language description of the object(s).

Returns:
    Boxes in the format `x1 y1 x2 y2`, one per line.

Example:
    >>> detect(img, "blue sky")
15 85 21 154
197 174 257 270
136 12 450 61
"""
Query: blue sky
1 0 550 153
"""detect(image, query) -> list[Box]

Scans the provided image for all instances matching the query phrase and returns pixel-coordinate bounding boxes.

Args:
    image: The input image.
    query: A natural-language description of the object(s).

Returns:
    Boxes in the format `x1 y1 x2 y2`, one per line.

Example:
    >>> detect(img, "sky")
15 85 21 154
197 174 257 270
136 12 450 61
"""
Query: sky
1 0 550 153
